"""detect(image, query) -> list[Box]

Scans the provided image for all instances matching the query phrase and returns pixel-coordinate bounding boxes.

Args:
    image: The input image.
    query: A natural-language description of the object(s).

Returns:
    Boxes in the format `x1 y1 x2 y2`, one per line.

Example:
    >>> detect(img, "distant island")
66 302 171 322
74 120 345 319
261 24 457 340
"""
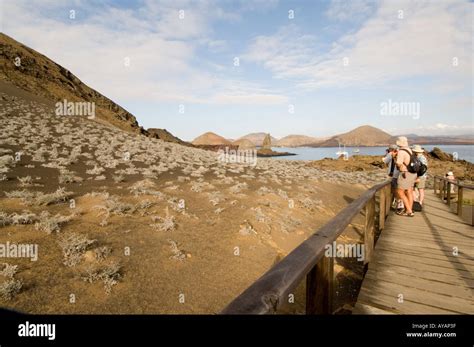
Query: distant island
189 125 474 151
191 132 296 157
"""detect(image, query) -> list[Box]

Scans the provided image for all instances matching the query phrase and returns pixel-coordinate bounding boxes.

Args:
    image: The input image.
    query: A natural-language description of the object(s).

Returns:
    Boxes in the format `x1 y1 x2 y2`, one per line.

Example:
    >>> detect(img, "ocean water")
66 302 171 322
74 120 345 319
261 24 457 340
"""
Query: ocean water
271 145 474 163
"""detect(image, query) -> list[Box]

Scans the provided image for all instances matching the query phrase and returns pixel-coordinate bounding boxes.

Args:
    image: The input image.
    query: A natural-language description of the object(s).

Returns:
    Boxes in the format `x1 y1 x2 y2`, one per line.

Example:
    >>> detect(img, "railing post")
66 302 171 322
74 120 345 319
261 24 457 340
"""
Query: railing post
364 196 375 265
447 182 451 206
385 184 391 216
379 188 386 231
306 256 334 314
457 186 463 216
433 177 437 195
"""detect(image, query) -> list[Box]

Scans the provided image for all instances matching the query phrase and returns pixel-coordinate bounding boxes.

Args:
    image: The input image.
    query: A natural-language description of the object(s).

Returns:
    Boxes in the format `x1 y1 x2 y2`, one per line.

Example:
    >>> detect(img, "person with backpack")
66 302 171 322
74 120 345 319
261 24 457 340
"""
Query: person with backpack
412 145 428 207
395 136 417 216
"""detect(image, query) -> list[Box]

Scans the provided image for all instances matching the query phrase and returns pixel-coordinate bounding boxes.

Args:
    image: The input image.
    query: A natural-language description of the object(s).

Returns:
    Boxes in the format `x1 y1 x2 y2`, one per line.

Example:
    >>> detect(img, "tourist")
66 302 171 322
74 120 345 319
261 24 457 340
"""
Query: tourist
446 171 455 181
412 145 428 206
446 171 456 196
395 136 417 217
383 144 404 211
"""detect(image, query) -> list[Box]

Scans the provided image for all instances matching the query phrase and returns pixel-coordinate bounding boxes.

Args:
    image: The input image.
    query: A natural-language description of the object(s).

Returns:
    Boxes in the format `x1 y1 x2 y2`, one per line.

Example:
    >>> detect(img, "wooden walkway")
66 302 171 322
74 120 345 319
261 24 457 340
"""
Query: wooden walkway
354 190 474 314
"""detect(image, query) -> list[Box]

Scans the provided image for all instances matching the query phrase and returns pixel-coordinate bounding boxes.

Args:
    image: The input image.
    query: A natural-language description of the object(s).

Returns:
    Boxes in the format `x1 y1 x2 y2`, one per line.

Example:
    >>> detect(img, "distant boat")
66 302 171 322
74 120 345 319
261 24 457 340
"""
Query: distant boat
353 140 360 153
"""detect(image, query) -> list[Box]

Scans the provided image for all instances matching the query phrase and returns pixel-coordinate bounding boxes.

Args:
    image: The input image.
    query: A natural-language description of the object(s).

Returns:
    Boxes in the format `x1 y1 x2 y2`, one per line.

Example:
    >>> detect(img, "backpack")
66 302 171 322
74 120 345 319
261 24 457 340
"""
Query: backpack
400 149 427 176
417 162 428 177
413 201 422 212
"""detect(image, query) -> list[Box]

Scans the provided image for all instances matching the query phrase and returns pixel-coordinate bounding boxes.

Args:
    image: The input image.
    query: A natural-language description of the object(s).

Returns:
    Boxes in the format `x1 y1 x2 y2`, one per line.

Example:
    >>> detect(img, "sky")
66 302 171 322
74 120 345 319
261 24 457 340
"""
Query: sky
1 0 472 141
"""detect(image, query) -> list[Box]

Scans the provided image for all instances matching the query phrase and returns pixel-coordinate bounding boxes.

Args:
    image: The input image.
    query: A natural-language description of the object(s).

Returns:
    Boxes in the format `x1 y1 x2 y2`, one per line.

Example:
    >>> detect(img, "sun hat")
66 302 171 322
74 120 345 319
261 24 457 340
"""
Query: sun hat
388 144 398 151
396 136 408 147
446 171 454 176
412 144 424 153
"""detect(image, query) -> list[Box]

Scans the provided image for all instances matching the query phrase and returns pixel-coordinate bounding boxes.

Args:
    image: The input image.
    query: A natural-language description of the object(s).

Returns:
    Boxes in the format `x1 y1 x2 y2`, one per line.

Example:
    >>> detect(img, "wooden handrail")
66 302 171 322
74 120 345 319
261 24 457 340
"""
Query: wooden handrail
220 180 391 314
433 176 473 220
433 175 474 190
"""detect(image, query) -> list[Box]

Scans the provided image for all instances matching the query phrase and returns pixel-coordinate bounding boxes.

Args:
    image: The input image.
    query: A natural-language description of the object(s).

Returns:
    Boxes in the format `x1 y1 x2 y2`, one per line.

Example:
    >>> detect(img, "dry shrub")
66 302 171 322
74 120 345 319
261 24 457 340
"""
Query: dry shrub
58 233 96 267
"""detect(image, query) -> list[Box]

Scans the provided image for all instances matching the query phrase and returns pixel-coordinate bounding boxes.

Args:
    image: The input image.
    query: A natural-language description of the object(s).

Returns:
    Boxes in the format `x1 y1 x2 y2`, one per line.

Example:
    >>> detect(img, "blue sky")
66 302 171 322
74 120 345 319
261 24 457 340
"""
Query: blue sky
1 0 472 140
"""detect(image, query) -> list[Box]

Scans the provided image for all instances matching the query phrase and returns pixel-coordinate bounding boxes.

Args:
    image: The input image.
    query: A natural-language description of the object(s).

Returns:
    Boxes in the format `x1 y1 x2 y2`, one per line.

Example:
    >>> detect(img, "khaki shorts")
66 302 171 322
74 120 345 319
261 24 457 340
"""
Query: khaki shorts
397 172 417 190
416 177 426 189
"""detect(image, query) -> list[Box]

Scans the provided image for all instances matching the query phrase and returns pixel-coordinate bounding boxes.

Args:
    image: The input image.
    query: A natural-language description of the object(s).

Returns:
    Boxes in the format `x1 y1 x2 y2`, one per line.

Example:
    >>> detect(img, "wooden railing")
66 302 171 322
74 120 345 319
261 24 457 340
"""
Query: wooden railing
433 176 474 218
220 180 392 314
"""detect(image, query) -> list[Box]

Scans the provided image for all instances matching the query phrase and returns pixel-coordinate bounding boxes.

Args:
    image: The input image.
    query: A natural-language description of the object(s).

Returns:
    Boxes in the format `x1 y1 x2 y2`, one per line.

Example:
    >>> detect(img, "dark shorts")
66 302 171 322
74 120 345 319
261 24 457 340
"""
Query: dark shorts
391 177 398 189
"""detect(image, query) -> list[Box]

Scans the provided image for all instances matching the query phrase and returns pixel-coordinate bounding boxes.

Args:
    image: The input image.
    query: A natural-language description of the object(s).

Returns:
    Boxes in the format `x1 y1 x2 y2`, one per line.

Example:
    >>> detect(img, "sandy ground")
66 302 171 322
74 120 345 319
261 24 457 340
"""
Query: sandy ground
0 85 398 314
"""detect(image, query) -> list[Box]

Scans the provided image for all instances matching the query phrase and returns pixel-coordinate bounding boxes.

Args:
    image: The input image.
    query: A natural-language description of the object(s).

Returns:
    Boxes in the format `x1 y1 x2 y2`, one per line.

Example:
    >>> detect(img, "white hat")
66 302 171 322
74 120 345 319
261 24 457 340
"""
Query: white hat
396 136 408 147
446 171 454 176
412 144 424 153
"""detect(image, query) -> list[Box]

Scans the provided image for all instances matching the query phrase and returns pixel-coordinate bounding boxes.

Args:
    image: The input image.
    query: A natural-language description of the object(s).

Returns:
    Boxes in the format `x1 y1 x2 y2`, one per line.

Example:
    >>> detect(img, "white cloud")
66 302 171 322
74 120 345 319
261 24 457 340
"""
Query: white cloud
1 0 285 106
245 0 471 92
206 39 228 53
325 0 376 21
243 24 318 80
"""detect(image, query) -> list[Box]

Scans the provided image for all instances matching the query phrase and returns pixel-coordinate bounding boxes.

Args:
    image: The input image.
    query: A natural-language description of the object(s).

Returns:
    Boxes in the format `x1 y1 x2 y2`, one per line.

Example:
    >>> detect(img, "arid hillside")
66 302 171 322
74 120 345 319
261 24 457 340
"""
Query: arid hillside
316 125 392 147
274 135 325 147
0 33 187 146
192 132 232 146
237 133 279 147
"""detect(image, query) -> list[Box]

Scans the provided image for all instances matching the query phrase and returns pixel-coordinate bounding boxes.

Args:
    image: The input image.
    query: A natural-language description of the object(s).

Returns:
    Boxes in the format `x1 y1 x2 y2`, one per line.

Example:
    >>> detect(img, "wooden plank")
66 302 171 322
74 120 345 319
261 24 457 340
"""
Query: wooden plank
353 303 395 315
367 261 474 288
370 256 473 279
364 271 473 300
375 236 474 256
376 232 471 246
377 245 474 267
306 256 334 314
376 231 473 249
360 278 474 314
385 218 470 229
385 216 471 232
357 290 458 314
371 251 472 272
375 235 462 254
364 197 375 264
378 234 470 248
373 242 474 265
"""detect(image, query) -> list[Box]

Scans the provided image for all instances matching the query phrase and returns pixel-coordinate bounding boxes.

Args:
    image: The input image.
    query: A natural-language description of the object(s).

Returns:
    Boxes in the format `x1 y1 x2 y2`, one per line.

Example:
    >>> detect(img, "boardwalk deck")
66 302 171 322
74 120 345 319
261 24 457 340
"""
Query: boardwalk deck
354 190 474 314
